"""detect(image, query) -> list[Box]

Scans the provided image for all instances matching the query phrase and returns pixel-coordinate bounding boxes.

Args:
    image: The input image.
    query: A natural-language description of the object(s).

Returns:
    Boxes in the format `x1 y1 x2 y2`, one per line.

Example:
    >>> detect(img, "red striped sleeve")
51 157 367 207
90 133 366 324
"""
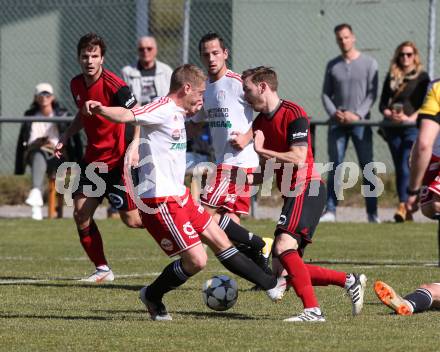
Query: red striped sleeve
225 70 243 83
282 100 307 119
132 97 170 116
102 70 124 90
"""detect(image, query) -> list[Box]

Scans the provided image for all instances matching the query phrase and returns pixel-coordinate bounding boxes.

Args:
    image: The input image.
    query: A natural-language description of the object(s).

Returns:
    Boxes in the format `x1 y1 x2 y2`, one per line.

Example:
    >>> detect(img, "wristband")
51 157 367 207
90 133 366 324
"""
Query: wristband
407 187 420 196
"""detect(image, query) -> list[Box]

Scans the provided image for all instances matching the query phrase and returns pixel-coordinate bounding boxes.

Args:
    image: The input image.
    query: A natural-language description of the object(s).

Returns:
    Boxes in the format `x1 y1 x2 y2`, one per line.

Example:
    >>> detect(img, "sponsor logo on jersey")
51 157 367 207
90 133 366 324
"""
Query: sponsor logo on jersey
124 95 136 108
291 130 308 140
172 129 181 140
216 90 226 102
225 194 237 204
108 193 124 209
208 107 229 118
277 215 287 226
209 120 232 128
182 221 198 239
170 142 187 150
160 238 174 251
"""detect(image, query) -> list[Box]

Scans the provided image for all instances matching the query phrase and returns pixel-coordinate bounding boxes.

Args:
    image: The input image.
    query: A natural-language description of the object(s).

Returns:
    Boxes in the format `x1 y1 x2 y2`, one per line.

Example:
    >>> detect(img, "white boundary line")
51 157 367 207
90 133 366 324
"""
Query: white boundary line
0 270 230 285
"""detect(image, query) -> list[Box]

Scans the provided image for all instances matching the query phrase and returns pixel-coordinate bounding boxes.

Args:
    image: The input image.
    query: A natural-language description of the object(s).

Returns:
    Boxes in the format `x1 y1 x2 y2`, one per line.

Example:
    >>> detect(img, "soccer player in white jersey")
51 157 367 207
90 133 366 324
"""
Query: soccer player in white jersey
83 64 286 321
191 32 273 276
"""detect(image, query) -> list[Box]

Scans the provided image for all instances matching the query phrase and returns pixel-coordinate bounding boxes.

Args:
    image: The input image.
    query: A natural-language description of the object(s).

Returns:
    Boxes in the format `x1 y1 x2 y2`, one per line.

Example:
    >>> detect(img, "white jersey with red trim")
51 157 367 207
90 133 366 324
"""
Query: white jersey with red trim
132 97 187 199
192 70 259 168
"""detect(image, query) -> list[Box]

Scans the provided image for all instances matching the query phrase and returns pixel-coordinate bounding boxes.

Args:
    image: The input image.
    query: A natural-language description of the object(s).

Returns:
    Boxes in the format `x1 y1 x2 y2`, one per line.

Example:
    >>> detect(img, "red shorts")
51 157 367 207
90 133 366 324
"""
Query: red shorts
200 164 253 215
420 155 440 205
140 189 212 257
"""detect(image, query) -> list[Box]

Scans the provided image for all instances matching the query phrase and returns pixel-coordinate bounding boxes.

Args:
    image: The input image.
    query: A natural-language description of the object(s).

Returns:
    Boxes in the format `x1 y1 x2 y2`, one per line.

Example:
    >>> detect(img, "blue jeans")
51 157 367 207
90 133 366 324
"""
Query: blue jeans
326 124 377 215
383 126 418 203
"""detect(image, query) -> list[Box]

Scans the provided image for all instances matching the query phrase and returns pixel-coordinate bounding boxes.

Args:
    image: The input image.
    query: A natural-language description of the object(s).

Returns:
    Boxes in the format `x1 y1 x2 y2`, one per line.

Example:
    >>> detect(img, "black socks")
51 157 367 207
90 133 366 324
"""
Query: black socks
147 259 192 301
216 246 276 290
218 214 265 250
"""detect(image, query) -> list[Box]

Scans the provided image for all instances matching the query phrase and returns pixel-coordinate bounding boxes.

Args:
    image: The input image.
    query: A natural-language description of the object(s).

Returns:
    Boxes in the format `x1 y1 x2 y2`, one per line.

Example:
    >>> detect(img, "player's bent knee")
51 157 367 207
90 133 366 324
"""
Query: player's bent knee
73 209 92 227
272 233 298 256
121 216 142 228
120 211 143 228
182 250 207 274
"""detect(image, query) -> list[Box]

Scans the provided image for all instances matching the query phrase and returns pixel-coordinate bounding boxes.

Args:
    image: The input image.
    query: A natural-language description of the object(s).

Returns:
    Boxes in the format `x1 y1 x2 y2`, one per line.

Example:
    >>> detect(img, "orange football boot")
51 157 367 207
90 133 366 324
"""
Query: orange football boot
374 281 413 315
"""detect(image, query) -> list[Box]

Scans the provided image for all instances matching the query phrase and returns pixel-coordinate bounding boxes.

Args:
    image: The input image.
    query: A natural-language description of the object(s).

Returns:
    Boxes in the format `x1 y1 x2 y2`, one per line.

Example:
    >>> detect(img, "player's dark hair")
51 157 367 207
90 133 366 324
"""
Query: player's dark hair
241 66 278 91
77 32 106 58
169 64 206 93
198 32 226 54
334 23 353 34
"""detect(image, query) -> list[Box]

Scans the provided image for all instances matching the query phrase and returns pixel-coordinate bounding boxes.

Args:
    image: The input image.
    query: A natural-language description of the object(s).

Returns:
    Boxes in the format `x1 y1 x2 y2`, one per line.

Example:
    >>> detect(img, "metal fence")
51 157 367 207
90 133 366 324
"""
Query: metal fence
0 0 438 174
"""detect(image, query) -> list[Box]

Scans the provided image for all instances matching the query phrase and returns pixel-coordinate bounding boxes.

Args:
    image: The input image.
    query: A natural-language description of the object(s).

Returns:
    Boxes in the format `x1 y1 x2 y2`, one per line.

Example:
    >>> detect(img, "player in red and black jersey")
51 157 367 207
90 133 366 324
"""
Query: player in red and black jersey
242 66 367 322
55 33 142 282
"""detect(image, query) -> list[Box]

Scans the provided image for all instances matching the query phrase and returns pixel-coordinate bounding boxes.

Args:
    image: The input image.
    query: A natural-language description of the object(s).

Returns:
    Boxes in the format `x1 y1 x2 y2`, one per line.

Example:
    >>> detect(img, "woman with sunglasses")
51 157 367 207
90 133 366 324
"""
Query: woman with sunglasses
379 41 430 222
15 83 83 220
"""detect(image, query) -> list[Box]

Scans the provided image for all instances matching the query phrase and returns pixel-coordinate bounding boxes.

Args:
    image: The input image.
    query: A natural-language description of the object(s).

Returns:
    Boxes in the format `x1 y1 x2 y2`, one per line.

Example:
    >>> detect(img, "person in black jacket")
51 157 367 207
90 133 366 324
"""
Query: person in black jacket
379 41 430 222
15 83 83 219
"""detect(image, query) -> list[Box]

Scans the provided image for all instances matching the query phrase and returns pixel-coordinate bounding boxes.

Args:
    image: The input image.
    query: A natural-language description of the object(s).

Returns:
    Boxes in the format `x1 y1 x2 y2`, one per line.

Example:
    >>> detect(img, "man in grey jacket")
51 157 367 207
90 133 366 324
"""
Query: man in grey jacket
121 36 173 106
321 23 379 223
113 36 173 219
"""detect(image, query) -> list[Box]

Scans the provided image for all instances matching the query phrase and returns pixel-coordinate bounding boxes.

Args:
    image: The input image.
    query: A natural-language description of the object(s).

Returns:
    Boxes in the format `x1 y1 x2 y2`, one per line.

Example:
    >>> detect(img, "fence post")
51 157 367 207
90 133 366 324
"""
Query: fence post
428 0 437 78
182 0 191 64
136 0 150 37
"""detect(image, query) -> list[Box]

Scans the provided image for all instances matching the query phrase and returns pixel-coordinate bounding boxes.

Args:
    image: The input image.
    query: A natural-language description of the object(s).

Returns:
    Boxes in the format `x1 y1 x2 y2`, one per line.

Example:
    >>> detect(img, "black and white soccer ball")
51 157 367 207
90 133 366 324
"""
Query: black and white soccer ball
202 275 238 311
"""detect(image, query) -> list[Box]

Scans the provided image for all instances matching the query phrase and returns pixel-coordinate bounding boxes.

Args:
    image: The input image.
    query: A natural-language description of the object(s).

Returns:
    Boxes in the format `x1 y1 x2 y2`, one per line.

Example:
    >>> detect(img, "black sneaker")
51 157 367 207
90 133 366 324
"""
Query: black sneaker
139 286 172 321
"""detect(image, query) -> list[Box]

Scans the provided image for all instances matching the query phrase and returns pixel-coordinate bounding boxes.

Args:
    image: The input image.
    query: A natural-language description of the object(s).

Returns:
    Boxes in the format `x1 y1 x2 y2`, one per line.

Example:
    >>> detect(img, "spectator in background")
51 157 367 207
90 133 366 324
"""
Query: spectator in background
121 36 172 106
321 23 379 223
379 41 430 222
15 83 83 220
115 36 173 219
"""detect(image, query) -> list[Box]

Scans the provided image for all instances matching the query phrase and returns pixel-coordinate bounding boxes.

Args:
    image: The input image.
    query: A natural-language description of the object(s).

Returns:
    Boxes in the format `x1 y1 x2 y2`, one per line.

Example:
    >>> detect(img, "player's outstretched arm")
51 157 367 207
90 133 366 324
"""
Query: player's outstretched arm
84 100 135 124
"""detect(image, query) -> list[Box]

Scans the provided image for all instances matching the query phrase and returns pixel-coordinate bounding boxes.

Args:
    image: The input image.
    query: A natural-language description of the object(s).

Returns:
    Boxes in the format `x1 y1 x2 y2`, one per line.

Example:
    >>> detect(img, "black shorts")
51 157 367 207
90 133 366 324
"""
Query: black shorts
72 161 138 212
275 180 326 255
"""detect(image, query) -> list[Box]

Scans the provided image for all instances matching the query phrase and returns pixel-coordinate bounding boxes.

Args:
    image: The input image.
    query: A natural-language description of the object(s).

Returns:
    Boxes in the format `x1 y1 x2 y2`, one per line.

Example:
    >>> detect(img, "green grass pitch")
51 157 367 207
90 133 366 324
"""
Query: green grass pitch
1 218 439 351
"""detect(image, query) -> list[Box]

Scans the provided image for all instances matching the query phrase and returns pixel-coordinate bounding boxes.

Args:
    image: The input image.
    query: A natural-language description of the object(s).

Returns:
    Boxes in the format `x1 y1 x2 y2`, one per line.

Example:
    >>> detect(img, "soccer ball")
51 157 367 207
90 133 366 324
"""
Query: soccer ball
202 275 238 311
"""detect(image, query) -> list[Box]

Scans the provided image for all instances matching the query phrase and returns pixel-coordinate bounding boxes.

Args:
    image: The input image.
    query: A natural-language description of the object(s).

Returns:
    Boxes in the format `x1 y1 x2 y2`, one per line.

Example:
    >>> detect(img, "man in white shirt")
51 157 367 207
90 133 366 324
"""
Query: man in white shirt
83 64 286 321
121 36 172 106
191 33 273 277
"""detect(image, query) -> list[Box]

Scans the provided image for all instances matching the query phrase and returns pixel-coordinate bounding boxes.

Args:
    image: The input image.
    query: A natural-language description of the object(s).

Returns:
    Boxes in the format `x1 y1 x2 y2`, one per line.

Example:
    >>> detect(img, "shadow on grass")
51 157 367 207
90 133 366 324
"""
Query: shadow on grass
0 278 143 291
178 310 257 320
0 313 110 321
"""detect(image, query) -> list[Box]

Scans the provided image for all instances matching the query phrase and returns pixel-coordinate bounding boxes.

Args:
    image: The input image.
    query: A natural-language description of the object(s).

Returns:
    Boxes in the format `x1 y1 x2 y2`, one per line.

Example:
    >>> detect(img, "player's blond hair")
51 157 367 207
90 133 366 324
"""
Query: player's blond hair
169 64 206 93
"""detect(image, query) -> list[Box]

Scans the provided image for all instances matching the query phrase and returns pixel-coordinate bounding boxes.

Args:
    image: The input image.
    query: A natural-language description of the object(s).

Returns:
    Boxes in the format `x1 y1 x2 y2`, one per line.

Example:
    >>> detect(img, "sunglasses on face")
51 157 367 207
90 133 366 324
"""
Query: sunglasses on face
399 52 414 58
38 92 53 97
138 47 154 52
